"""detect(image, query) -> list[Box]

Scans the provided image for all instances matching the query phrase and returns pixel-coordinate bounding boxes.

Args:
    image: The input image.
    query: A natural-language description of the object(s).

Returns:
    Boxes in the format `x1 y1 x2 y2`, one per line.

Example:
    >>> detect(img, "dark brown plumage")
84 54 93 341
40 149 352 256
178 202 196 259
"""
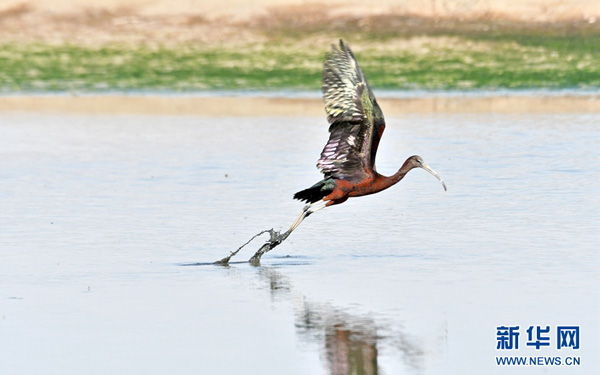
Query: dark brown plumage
290 40 446 232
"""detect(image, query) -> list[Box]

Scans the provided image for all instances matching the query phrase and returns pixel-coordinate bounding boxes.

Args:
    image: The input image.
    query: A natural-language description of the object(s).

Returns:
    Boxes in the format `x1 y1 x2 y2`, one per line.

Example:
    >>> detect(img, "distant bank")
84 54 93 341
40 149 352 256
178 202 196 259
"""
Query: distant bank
1 1 599 92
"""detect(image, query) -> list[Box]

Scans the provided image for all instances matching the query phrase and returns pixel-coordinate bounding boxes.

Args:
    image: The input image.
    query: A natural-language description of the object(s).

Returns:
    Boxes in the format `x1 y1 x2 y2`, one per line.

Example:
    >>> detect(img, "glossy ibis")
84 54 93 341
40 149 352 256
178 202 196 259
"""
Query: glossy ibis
290 40 446 232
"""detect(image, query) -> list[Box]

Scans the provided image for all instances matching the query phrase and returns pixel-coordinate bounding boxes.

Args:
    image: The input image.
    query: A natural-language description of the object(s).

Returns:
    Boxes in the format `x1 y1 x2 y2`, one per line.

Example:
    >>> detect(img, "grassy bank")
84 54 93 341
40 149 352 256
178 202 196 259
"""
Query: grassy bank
1 18 599 92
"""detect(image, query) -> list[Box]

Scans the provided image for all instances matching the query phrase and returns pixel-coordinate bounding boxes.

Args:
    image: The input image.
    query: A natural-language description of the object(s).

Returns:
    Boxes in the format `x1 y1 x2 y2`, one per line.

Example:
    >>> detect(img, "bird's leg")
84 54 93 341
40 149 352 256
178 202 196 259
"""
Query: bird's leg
288 205 309 233
225 200 328 266
288 200 327 233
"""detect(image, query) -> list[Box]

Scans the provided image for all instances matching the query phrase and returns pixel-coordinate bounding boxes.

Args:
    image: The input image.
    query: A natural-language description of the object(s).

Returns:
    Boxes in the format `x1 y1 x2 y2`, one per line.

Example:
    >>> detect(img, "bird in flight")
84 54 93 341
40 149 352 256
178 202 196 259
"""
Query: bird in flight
289 40 446 233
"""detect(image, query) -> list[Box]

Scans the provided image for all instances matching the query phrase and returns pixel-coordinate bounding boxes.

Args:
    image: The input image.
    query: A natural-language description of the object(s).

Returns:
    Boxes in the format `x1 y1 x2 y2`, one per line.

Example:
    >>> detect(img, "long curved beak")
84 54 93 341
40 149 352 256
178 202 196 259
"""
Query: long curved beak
420 162 447 191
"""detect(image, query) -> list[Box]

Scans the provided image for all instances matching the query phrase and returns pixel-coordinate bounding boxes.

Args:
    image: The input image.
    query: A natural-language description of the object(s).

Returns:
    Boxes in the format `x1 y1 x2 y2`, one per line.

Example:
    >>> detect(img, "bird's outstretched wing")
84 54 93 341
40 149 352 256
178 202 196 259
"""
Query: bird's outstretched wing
318 40 386 182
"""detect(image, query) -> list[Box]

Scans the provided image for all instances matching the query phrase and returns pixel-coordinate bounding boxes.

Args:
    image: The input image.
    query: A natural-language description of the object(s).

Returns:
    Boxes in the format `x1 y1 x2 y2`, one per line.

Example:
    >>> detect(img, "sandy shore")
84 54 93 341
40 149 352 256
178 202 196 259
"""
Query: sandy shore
1 95 598 116
3 0 599 21
1 0 599 45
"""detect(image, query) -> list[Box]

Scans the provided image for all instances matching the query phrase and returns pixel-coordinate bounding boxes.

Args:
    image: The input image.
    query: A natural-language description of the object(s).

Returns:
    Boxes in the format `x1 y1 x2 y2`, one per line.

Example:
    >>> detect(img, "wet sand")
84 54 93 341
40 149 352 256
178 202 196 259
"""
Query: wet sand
1 95 599 116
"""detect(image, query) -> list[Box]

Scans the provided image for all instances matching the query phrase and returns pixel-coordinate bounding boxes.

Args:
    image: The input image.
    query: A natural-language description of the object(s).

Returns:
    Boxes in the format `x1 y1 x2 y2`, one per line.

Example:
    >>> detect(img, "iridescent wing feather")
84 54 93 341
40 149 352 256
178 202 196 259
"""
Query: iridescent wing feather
318 40 386 182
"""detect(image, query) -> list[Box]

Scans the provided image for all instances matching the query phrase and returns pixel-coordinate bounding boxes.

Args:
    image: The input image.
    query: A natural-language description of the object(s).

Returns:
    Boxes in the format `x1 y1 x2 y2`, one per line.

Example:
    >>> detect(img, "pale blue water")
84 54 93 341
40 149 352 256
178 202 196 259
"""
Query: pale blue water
0 112 598 374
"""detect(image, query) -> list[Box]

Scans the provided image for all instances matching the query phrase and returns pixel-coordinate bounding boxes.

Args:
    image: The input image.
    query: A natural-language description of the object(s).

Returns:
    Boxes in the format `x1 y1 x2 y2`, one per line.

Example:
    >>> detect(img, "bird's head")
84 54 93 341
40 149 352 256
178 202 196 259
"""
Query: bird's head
408 155 447 191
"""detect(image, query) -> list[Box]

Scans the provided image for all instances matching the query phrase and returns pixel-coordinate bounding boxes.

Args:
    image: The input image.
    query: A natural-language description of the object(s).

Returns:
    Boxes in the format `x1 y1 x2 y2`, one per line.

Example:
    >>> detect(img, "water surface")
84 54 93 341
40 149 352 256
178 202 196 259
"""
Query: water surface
1 112 598 374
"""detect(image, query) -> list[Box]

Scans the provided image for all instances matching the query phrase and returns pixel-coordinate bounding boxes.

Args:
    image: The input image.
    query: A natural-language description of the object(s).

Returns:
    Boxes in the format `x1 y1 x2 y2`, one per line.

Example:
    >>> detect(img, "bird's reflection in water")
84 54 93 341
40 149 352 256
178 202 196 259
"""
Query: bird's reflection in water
324 321 377 375
257 266 424 375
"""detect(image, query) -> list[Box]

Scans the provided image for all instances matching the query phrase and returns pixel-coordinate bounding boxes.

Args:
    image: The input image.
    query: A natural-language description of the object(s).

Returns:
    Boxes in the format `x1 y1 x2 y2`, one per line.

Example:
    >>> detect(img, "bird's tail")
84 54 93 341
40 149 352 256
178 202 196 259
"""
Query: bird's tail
293 180 333 203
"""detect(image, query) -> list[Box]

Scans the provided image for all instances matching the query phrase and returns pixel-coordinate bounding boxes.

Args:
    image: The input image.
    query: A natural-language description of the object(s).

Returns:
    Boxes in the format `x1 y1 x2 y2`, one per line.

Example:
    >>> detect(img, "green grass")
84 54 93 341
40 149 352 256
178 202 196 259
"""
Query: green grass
362 41 600 90
0 44 321 91
1 26 599 92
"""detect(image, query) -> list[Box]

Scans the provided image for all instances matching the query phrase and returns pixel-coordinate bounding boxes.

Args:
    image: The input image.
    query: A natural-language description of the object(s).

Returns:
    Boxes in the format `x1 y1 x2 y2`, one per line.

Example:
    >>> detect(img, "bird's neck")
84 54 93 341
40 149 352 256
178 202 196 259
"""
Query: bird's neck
375 159 413 191
391 158 415 183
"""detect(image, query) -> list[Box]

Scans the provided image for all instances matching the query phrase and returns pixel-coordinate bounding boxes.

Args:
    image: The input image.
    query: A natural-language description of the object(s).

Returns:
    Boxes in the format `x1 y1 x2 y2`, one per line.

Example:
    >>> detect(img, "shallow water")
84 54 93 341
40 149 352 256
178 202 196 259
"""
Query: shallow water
1 112 598 374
